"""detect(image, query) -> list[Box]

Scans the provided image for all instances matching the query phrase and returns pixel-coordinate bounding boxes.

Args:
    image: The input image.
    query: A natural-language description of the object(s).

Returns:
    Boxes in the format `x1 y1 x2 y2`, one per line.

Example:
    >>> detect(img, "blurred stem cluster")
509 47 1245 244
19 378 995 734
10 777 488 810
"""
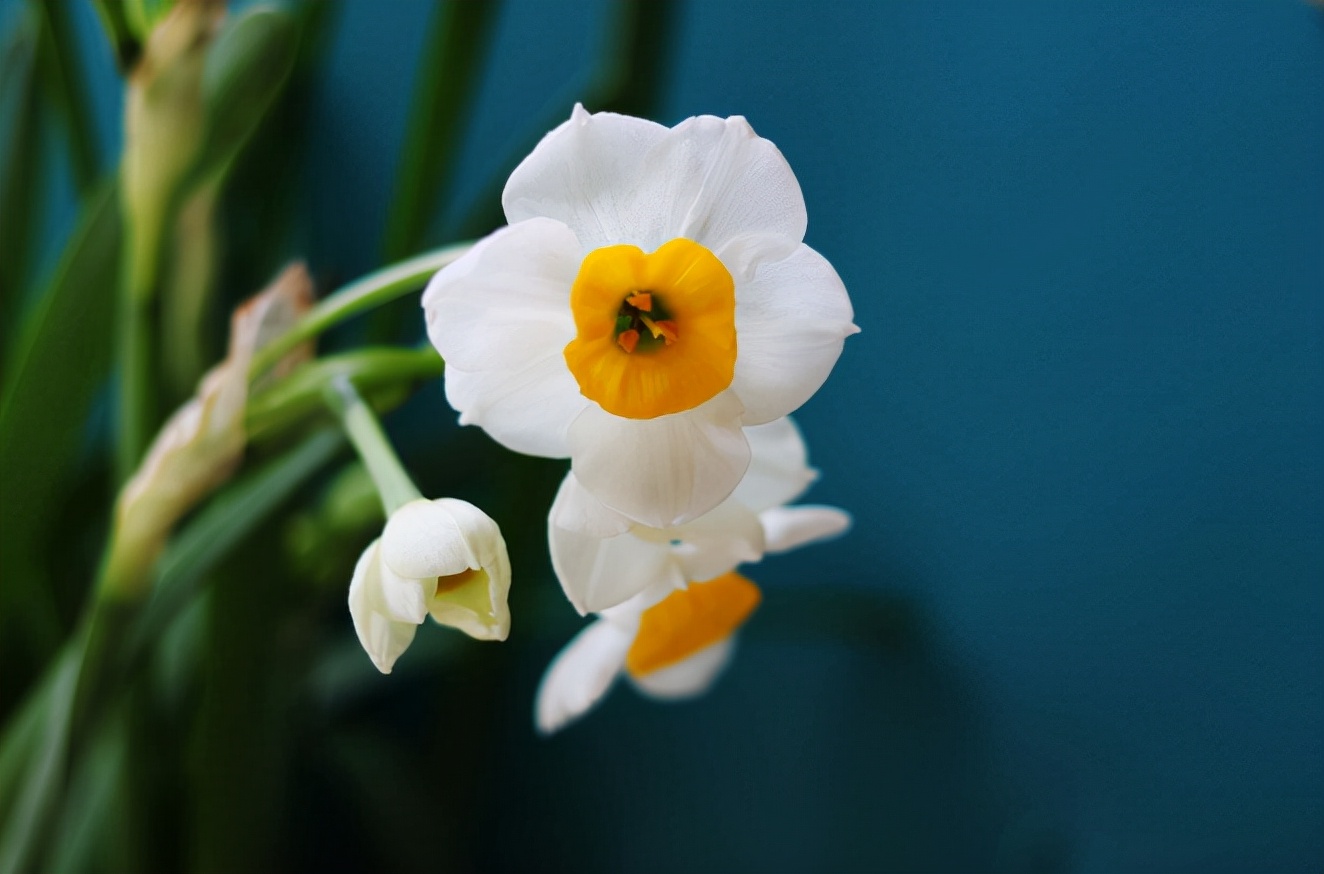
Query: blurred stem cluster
0 0 679 871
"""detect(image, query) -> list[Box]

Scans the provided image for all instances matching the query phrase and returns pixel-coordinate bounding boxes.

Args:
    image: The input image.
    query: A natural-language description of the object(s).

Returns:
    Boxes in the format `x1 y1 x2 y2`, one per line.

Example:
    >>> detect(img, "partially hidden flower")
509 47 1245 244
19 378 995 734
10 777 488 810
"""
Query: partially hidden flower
349 497 511 674
535 571 761 735
549 416 851 614
423 106 858 529
535 418 850 733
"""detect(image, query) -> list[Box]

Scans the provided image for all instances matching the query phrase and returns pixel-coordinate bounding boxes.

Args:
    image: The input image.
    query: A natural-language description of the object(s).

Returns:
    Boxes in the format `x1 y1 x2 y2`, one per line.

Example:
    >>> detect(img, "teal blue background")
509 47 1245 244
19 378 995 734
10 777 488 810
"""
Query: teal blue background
31 0 1324 870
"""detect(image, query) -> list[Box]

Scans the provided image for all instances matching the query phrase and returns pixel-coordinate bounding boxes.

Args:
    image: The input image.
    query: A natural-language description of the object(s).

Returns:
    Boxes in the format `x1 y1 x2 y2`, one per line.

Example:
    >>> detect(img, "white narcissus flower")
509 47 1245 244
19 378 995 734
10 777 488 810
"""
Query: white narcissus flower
349 498 512 674
423 106 858 530
549 417 851 614
535 571 761 736
535 418 851 733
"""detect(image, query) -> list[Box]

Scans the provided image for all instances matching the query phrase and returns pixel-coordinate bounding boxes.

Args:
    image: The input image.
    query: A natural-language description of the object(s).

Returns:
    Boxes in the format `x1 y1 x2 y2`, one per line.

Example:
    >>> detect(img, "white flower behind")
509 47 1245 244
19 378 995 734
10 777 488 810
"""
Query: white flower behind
424 106 858 530
349 497 511 674
535 418 850 733
534 572 757 736
549 417 851 614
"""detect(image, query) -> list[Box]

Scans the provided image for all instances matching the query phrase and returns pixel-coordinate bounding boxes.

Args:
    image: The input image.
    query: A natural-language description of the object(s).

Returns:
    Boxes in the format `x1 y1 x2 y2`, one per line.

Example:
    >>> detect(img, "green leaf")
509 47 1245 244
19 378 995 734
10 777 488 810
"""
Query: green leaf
0 5 45 324
0 180 120 662
36 0 100 195
382 0 503 262
127 429 345 666
196 5 300 180
89 0 142 70
455 0 679 240
0 645 79 874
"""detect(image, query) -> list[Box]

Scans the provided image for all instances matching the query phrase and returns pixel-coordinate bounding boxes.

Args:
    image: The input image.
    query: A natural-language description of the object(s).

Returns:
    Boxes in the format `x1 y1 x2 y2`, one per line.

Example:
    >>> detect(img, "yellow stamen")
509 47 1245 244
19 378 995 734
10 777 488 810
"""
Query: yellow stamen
563 238 737 420
625 572 761 677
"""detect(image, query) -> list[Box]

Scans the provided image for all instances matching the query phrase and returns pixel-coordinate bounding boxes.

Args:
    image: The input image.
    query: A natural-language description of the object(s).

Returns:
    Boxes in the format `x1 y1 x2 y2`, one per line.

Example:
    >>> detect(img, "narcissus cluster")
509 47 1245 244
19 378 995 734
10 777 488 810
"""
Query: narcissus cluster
349 106 857 733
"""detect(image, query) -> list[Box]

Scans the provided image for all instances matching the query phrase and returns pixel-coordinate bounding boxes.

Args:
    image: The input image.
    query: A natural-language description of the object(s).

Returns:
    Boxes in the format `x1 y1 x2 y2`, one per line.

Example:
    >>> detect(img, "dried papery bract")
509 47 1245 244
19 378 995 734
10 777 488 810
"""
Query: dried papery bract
104 264 314 596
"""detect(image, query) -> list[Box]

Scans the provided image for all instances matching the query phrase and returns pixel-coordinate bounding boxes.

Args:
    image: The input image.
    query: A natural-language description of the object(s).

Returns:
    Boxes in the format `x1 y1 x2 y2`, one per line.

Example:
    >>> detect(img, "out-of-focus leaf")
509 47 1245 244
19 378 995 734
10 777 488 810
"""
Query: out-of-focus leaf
0 645 79 874
221 0 339 295
161 180 221 396
455 0 679 240
36 0 100 194
195 5 299 179
48 708 133 874
127 428 345 665
154 5 299 397
382 0 502 262
0 5 45 325
161 7 300 398
0 180 120 662
89 0 142 70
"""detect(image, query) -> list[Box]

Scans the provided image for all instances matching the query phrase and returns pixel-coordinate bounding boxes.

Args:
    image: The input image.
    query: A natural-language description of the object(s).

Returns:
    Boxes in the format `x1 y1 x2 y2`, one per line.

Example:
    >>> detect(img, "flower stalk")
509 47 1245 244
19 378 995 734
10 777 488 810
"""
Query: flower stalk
323 377 422 516
249 241 472 379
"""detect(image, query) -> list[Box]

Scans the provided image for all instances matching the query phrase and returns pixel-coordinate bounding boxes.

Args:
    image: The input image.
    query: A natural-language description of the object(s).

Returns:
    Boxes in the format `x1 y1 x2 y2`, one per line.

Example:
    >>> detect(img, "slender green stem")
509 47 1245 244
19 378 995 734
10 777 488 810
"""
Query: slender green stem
323 377 422 516
246 346 443 443
249 241 471 380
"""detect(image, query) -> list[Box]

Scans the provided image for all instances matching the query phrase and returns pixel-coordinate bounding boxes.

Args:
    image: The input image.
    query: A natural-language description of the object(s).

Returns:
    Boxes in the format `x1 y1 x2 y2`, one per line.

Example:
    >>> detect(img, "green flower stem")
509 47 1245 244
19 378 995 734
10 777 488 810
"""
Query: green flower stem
249 241 471 380
246 346 443 443
323 376 422 516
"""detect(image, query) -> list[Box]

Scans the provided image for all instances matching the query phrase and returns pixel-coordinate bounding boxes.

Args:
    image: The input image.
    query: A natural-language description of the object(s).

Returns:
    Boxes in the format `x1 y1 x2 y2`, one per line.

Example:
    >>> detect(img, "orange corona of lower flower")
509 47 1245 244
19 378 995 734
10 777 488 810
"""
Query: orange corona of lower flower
563 238 737 419
625 572 762 677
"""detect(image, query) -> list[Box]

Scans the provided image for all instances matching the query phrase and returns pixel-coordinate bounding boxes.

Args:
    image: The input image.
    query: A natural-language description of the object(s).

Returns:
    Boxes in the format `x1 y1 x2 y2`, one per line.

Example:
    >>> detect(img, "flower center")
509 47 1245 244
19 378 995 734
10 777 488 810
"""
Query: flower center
435 567 479 595
564 238 736 420
625 571 761 678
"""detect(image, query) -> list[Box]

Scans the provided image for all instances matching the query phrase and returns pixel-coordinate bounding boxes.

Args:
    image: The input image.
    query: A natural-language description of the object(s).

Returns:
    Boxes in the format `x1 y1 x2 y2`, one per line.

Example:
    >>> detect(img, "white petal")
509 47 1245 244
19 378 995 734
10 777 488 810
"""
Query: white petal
629 637 736 700
730 417 818 512
668 499 765 584
730 243 859 425
534 619 633 735
443 359 588 459
568 392 751 529
380 498 474 578
503 105 670 250
422 218 579 371
376 559 430 625
549 474 685 614
633 115 807 254
347 540 420 674
760 505 852 554
422 217 588 457
546 471 632 541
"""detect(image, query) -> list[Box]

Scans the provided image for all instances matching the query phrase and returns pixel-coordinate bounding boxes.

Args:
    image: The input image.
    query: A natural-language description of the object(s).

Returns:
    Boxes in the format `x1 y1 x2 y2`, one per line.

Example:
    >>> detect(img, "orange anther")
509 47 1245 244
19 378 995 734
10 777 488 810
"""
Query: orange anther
626 292 653 312
616 328 640 354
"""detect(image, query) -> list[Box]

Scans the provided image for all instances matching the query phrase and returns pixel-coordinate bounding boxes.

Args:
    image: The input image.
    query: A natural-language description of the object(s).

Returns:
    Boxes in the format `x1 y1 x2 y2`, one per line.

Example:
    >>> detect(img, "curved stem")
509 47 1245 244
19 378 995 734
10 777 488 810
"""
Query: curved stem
323 376 422 516
249 241 471 380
